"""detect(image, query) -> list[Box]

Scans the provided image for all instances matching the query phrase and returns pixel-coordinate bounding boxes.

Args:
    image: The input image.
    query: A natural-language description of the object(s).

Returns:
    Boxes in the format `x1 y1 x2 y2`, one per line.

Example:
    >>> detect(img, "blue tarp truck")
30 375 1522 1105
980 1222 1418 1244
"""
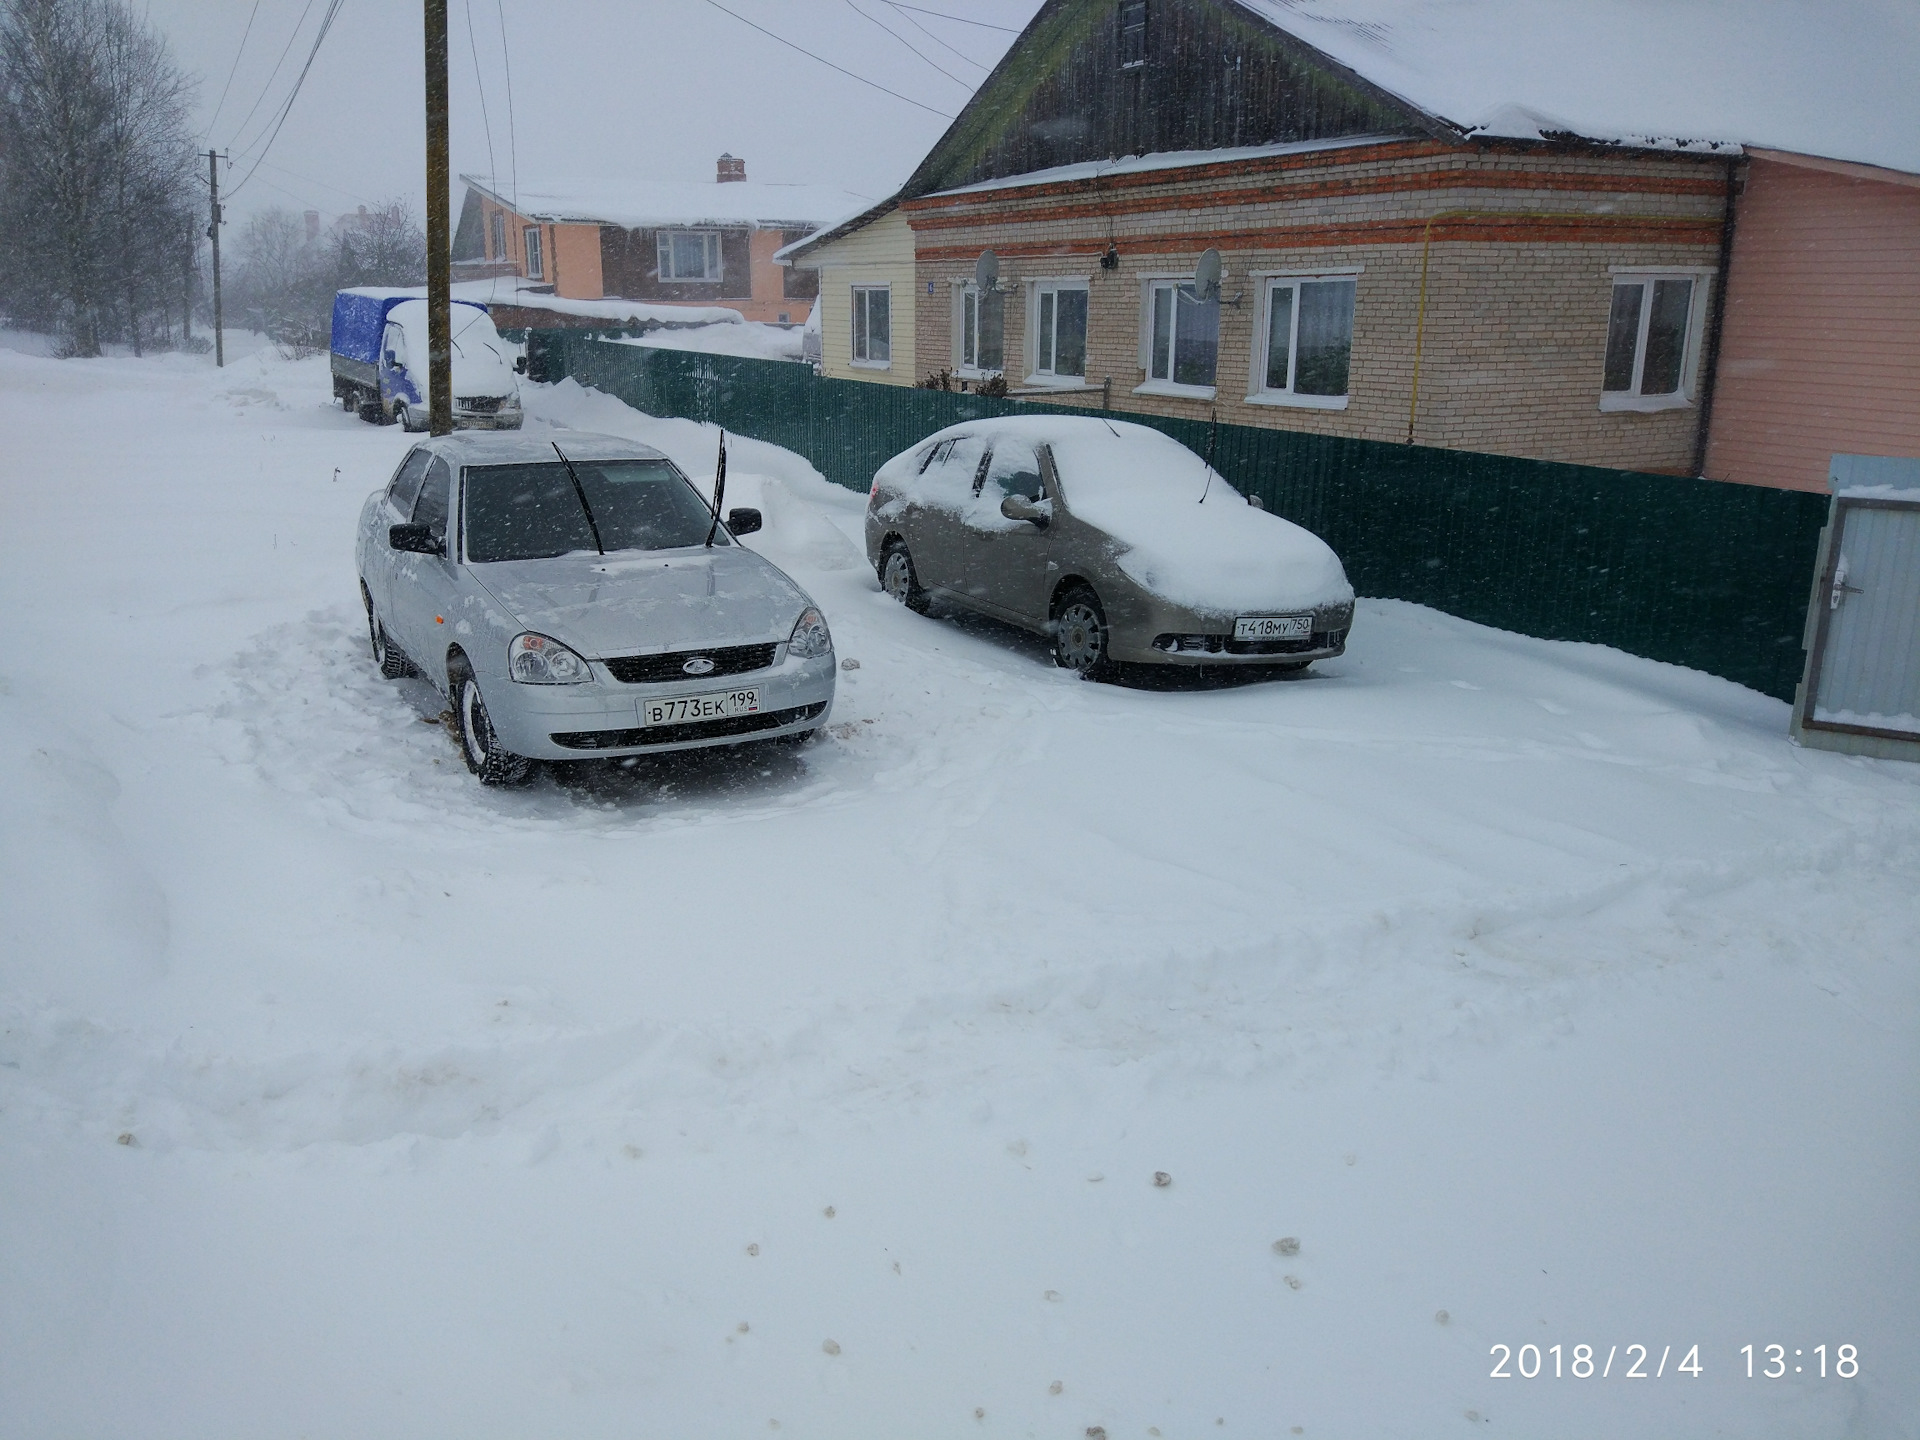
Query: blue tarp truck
330 288 523 430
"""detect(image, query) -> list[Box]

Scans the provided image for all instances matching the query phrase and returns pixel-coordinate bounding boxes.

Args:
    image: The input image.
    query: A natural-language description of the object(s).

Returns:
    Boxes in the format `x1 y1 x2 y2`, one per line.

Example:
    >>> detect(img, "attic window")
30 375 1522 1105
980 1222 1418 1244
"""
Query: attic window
1119 1 1147 69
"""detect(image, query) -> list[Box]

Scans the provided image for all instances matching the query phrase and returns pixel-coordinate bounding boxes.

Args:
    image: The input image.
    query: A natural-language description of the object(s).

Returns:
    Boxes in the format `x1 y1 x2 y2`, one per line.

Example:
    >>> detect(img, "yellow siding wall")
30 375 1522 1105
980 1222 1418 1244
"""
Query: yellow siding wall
799 209 918 387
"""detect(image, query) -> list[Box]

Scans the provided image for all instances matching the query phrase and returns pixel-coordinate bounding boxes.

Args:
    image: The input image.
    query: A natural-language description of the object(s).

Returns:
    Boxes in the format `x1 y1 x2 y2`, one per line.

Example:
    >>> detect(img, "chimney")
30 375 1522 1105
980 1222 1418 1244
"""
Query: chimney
304 209 320 241
717 153 746 183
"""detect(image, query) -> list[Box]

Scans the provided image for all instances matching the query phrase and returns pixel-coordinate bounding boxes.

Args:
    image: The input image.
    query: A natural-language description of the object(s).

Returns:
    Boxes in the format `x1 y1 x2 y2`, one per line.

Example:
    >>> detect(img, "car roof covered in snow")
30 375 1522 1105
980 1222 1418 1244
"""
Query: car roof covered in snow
422 430 671 468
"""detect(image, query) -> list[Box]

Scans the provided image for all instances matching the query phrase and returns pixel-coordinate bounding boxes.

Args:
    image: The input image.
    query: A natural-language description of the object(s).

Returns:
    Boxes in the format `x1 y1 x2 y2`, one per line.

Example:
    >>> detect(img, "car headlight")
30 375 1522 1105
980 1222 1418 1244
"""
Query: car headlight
787 606 832 659
509 632 592 684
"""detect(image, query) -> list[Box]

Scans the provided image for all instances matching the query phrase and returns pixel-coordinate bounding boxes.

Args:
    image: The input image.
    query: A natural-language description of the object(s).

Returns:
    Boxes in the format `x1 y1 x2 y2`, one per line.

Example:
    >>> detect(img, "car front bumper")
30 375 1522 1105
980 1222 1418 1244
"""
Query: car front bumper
480 647 836 761
1106 597 1356 667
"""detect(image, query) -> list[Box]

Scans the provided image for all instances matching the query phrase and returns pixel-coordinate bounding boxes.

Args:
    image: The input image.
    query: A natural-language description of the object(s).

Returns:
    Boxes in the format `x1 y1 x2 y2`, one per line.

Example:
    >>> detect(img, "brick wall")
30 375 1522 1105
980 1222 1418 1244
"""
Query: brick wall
906 141 1726 471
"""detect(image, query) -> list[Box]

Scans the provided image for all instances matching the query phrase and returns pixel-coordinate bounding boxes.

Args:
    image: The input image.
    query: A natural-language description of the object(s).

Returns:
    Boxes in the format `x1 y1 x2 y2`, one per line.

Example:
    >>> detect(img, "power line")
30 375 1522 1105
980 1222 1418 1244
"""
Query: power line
225 0 347 199
840 0 970 88
883 2 1019 32
882 0 992 72
495 0 518 213
205 0 265 139
463 0 499 195
697 0 955 119
225 0 321 154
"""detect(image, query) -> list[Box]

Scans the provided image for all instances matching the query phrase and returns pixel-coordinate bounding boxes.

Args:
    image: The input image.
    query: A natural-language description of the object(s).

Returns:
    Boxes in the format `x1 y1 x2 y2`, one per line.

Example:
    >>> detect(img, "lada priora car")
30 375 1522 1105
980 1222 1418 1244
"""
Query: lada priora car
356 431 835 784
865 416 1354 677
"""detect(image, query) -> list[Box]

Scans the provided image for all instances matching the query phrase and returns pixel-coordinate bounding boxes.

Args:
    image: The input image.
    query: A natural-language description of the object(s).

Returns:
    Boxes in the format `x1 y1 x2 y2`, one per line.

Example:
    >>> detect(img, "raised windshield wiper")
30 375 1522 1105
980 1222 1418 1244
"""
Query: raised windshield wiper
550 441 605 556
704 429 727 547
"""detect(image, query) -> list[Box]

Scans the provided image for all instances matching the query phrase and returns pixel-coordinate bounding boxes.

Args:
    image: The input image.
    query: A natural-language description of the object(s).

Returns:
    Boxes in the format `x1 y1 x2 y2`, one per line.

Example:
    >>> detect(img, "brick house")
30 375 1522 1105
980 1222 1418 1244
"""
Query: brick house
453 157 870 324
780 0 1917 482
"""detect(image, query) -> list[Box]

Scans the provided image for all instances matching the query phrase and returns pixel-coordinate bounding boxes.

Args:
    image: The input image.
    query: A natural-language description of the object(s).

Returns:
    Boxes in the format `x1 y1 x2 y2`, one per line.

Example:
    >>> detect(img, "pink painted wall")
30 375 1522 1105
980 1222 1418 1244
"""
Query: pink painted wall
1706 157 1920 491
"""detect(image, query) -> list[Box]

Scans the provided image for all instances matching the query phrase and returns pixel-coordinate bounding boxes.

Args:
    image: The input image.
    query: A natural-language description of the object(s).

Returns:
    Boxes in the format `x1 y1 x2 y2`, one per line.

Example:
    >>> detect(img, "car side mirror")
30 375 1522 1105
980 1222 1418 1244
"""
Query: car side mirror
1001 493 1050 527
726 506 762 536
513 355 528 374
389 522 442 555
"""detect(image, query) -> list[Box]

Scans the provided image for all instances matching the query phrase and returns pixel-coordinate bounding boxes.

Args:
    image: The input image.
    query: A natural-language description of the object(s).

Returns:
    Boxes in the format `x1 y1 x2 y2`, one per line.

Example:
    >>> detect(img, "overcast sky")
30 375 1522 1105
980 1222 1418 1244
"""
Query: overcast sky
143 0 1046 226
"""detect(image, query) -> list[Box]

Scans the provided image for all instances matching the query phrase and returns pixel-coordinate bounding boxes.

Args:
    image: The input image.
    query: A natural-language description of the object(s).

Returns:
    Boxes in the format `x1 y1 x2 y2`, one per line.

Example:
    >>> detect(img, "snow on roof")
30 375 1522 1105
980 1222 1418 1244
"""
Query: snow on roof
445 277 744 328
1233 0 1920 174
921 135 1405 200
461 174 874 231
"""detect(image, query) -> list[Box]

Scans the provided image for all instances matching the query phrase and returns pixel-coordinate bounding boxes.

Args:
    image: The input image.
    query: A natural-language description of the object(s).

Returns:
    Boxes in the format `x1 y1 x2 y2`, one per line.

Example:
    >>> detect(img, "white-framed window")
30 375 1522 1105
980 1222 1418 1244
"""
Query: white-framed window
1028 279 1088 383
658 230 723 282
523 225 543 280
955 284 1004 373
1137 278 1219 396
1600 268 1713 411
1119 0 1148 68
1249 271 1358 409
852 285 891 366
488 211 506 261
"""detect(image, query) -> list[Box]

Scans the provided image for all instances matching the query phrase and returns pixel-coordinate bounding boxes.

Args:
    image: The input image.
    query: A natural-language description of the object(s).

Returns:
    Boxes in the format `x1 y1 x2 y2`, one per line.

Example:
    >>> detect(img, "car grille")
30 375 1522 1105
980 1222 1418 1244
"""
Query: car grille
552 702 827 751
603 643 778 685
1156 629 1348 656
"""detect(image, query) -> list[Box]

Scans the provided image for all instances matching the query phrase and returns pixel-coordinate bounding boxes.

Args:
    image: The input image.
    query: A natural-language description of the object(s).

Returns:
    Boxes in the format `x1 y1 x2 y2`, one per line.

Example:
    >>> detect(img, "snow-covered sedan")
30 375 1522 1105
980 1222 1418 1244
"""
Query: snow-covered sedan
865 416 1354 677
357 432 835 784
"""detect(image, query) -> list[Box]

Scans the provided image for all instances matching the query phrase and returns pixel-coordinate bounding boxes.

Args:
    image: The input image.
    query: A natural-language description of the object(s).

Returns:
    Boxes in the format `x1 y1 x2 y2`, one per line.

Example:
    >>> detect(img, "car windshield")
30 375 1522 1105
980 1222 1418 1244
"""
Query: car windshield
463 459 726 562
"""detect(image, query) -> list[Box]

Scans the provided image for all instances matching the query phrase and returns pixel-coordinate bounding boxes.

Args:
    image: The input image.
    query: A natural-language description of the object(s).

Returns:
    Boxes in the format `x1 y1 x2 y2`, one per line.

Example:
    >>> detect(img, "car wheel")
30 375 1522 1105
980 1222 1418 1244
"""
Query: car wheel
453 668 534 786
1052 584 1110 678
394 397 418 431
880 540 930 614
362 583 415 678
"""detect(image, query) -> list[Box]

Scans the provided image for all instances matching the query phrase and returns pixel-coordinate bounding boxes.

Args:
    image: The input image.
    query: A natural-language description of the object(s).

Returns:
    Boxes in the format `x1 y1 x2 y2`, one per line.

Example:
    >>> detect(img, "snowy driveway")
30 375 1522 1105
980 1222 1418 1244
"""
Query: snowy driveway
1 343 1915 1439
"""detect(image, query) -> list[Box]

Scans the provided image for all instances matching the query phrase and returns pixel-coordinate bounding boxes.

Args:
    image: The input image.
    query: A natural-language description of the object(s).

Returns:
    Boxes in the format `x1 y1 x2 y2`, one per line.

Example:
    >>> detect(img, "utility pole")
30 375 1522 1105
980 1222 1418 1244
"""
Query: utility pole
206 149 225 367
424 0 452 435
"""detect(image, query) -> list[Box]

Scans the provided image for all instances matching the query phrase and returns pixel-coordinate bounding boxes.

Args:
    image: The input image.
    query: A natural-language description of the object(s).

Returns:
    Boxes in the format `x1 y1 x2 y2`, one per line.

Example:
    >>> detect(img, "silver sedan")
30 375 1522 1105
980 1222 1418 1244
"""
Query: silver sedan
865 416 1354 677
355 431 835 784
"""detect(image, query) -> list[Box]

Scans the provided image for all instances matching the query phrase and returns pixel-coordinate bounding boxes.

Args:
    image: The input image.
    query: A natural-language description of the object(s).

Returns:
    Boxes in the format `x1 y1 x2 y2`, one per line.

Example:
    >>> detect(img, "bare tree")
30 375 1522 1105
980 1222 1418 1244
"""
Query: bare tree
335 198 427 289
0 0 197 354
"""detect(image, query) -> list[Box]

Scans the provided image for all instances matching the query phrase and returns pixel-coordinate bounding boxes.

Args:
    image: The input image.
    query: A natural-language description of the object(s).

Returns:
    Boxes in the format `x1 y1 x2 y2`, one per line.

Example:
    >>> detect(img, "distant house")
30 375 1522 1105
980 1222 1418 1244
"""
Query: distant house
778 0 1918 484
452 157 870 325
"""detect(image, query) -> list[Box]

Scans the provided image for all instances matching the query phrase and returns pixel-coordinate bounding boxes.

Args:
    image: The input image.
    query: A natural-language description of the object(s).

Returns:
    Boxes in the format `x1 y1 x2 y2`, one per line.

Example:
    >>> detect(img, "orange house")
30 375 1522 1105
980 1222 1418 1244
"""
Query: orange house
452 157 869 324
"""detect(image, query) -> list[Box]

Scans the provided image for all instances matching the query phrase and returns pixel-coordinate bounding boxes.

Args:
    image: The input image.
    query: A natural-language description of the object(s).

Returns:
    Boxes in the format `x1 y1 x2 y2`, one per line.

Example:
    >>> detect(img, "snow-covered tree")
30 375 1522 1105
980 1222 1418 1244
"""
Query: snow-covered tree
0 0 199 354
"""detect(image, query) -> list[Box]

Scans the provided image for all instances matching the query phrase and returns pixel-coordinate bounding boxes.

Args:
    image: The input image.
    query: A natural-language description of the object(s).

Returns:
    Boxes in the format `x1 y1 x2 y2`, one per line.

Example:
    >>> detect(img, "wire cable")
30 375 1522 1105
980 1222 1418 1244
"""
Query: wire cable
881 0 991 71
697 0 955 119
205 0 265 139
883 3 1019 32
495 0 518 213
224 0 321 155
225 0 346 199
463 0 499 194
840 0 969 89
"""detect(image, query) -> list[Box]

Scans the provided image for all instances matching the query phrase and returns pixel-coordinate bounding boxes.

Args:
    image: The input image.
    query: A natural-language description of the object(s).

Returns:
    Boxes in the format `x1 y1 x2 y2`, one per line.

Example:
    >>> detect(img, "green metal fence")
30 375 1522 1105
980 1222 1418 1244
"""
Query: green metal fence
525 330 1826 701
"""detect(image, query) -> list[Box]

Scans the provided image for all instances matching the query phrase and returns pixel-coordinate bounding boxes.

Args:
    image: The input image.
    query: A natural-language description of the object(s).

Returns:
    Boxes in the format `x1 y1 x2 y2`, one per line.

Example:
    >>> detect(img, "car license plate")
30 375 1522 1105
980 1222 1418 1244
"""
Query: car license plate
641 688 759 725
1234 614 1313 641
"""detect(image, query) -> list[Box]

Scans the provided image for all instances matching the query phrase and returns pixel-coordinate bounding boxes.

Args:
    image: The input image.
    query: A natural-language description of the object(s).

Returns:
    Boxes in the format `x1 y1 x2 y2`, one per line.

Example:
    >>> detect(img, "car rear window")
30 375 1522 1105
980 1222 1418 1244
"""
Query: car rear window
464 459 727 562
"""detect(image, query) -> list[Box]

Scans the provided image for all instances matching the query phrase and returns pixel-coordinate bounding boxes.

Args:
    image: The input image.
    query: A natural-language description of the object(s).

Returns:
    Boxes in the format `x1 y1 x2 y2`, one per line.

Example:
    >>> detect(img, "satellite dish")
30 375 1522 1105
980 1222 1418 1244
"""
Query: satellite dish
1194 248 1223 301
975 249 1000 293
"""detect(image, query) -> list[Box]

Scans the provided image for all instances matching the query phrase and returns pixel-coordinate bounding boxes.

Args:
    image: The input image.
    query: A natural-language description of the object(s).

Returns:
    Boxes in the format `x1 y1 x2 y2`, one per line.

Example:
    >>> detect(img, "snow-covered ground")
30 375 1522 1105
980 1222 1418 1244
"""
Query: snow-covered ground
1 344 1915 1440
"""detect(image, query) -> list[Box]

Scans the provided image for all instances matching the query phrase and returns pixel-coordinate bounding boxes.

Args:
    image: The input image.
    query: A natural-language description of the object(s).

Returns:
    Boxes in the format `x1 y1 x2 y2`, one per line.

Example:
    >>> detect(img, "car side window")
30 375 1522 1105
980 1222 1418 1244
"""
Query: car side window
982 438 1044 502
386 449 431 514
382 322 406 368
411 456 453 548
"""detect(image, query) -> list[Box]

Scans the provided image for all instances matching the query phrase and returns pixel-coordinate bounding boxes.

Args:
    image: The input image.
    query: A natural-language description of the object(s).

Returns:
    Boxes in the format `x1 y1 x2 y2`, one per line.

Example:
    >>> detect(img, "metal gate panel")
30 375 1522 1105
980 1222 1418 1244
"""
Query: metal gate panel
1793 455 1920 759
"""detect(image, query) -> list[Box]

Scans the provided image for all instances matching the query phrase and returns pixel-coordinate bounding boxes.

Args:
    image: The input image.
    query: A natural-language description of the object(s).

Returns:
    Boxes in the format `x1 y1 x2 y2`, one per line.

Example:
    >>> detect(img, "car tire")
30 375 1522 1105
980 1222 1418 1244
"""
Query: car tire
362 583 415 678
394 397 419 431
452 667 534 786
880 539 930 614
1052 584 1111 679
357 397 383 424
